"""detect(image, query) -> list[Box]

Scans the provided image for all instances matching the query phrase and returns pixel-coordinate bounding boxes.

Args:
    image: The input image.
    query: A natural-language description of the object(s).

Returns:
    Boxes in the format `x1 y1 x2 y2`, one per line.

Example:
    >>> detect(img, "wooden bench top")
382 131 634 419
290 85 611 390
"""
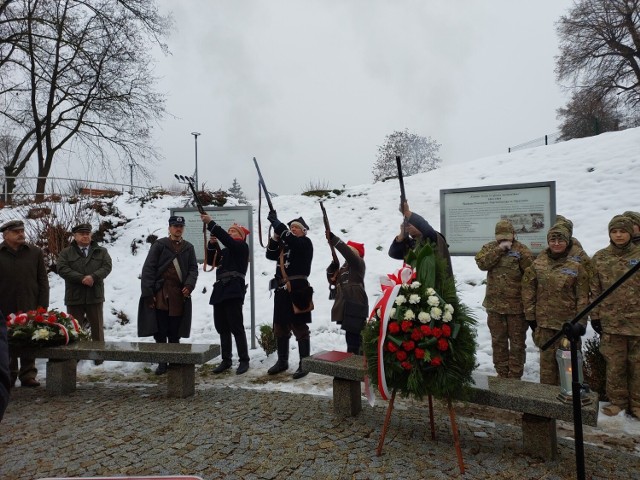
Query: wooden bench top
10 341 220 364
302 351 599 427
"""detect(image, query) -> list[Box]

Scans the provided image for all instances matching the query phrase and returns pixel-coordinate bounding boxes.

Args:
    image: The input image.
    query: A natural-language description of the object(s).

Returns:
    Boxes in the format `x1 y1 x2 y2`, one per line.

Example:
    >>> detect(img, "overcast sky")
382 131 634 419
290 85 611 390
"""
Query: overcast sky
150 0 575 196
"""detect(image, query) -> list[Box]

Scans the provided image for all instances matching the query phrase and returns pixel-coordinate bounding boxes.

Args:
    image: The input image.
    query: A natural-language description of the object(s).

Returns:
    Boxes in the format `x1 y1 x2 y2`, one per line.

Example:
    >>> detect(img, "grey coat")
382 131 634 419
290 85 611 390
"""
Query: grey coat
57 240 112 305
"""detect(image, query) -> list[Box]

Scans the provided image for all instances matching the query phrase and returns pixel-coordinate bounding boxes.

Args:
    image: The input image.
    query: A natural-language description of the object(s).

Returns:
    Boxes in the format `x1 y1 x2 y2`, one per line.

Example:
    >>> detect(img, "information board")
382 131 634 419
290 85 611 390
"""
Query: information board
440 182 556 255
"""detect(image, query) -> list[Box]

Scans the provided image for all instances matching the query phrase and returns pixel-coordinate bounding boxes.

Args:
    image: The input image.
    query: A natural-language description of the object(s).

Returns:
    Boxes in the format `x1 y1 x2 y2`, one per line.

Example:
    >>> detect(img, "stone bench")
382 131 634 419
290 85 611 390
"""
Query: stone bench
302 351 599 460
11 341 220 398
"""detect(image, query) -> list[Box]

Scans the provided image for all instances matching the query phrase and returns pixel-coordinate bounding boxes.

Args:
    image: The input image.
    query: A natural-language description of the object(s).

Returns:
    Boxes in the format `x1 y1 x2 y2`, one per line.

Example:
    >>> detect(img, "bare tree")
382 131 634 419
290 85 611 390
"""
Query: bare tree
372 129 441 182
556 0 640 109
556 90 622 140
0 0 172 201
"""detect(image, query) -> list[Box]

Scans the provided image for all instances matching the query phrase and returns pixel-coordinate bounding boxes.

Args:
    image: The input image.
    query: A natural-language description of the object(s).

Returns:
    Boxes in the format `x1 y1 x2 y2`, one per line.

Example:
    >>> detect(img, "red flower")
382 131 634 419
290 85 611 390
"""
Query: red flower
442 324 452 338
401 361 412 370
388 322 401 334
410 329 423 341
47 315 57 323
430 356 442 366
432 327 442 338
387 341 398 353
414 348 425 359
420 325 432 336
396 350 408 361
401 321 413 333
437 338 449 351
36 306 47 314
34 314 45 323
402 340 415 351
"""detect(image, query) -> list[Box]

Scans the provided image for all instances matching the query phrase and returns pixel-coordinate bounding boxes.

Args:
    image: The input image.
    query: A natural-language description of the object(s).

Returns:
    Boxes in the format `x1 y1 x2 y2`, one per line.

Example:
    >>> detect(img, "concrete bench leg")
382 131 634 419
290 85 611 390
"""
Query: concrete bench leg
167 364 195 398
46 359 77 394
522 413 557 460
333 378 362 417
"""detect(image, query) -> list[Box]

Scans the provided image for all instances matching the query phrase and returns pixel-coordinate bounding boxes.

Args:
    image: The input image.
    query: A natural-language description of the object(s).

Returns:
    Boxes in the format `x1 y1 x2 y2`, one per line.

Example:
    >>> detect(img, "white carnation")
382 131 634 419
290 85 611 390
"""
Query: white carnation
444 304 454 314
404 309 415 320
32 328 51 341
427 288 436 296
395 295 407 306
430 307 442 320
411 281 421 289
409 294 421 304
390 308 397 318
442 311 453 323
427 295 440 307
418 311 430 324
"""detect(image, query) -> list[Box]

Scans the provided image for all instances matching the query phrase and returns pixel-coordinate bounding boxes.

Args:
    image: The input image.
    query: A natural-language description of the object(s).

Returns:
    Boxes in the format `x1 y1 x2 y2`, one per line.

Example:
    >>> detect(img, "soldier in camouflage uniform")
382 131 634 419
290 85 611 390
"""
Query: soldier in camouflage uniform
623 210 640 246
475 220 533 379
590 215 640 417
552 215 593 277
522 224 590 385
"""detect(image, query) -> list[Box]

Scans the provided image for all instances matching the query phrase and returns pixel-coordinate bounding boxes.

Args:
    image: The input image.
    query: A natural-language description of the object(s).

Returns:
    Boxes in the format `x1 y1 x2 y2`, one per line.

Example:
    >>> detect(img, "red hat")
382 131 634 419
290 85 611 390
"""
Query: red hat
347 240 365 258
228 223 250 241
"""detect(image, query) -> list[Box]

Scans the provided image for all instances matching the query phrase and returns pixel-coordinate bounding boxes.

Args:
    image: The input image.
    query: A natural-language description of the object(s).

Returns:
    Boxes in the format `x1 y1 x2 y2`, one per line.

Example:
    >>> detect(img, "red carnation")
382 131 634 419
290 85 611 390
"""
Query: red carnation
401 361 412 370
36 306 47 314
401 321 413 333
432 327 442 338
35 314 45 322
396 350 408 361
388 322 401 334
420 325 432 336
437 338 449 351
442 324 452 338
48 315 57 323
430 356 442 366
387 341 398 353
402 340 415 351
410 329 423 341
414 348 425 359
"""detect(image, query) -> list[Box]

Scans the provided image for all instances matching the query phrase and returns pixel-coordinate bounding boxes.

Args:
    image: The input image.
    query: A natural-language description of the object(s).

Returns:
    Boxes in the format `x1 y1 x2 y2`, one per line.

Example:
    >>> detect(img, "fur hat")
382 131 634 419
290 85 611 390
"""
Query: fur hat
228 223 250 241
608 214 634 236
346 240 365 258
494 220 515 241
169 215 185 226
0 219 24 233
72 223 92 234
547 224 570 243
623 210 640 228
555 215 574 237
288 217 309 233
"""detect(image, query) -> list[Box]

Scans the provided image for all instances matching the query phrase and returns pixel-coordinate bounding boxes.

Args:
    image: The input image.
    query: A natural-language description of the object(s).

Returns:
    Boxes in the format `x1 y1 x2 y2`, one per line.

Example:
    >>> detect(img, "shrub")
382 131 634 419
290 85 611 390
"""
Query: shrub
257 324 276 356
583 335 607 401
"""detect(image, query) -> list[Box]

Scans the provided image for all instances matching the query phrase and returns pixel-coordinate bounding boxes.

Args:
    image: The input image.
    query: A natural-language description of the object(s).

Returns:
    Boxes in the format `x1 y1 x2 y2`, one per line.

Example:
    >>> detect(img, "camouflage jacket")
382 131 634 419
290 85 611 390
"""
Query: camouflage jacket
591 241 640 335
475 240 533 314
522 250 590 329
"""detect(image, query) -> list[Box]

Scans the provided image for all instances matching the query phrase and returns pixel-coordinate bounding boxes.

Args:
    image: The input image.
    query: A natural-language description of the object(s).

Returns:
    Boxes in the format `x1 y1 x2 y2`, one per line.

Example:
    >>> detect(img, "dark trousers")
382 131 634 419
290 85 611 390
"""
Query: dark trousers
153 310 181 344
213 298 249 363
345 331 361 354
274 322 310 341
67 303 104 342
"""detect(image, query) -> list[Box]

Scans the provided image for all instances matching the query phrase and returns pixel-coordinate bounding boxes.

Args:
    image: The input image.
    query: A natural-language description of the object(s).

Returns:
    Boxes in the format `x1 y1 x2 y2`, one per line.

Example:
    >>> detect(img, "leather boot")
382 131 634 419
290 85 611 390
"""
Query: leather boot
155 363 168 375
268 337 289 375
213 360 232 374
292 338 310 379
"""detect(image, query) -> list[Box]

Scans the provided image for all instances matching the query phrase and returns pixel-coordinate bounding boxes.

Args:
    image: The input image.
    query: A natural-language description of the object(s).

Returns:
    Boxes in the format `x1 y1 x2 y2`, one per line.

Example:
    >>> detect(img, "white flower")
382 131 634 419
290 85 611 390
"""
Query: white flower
32 328 51 341
430 307 442 320
418 311 430 324
444 304 454 314
376 308 382 318
427 295 440 307
395 295 407 306
427 288 436 296
390 308 397 318
409 294 421 304
442 311 453 323
410 281 421 289
404 309 415 320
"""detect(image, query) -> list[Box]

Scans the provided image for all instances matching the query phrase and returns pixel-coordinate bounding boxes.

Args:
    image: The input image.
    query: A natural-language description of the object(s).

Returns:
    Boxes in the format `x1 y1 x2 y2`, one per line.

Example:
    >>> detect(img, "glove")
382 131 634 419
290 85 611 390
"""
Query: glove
591 320 603 335
499 240 512 251
528 320 537 332
267 210 278 224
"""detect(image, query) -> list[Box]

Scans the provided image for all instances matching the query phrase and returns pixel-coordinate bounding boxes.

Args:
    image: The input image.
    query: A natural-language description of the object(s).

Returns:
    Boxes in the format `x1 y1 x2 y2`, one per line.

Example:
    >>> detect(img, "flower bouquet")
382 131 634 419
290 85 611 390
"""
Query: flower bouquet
6 307 88 347
362 242 477 400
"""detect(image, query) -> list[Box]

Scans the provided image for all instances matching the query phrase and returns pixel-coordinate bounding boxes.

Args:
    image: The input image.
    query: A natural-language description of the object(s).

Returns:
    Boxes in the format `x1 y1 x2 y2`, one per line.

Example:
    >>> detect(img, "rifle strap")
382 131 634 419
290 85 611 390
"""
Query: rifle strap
202 223 214 272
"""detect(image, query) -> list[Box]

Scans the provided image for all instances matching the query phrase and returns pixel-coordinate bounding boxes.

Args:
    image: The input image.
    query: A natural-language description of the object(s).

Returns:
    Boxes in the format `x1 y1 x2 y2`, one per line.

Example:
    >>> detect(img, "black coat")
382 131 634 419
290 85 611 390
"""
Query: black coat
0 310 10 422
266 222 313 325
205 222 249 305
137 237 198 338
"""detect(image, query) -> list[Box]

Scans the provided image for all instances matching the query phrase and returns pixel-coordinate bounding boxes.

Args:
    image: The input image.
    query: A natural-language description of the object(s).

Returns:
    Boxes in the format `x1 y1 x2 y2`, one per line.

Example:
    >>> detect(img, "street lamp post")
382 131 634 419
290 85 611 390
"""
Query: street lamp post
191 132 201 190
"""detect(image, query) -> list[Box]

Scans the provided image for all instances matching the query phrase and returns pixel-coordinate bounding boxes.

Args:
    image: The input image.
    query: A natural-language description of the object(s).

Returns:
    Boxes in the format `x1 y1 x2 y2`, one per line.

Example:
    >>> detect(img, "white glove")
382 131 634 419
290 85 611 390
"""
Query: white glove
499 240 512 251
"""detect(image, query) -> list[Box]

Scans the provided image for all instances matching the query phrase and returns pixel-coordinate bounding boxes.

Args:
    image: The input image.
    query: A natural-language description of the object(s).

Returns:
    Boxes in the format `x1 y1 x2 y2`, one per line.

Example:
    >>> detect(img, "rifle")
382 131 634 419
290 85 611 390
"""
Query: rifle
320 201 340 300
396 156 408 235
253 157 275 247
174 174 213 271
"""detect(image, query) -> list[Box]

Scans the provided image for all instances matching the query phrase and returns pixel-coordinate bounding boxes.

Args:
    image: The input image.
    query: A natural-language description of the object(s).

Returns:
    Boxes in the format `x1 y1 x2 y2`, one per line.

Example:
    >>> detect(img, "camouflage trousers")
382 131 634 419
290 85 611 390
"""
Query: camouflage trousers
533 327 584 386
600 333 640 416
487 312 527 379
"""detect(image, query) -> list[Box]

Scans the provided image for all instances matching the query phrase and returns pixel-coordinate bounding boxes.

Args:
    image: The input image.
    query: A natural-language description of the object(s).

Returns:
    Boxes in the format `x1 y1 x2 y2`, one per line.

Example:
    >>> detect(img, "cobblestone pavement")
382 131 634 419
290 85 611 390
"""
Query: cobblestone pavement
1 371 639 480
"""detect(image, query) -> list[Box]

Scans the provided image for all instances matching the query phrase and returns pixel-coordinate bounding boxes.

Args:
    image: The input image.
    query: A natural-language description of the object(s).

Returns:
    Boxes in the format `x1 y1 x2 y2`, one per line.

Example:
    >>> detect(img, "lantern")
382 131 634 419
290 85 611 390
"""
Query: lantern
555 338 591 405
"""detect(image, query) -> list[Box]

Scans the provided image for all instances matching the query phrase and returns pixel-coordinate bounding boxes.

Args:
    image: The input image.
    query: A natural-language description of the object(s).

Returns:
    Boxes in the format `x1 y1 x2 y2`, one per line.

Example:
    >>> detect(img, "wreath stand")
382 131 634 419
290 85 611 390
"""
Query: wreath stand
375 389 465 474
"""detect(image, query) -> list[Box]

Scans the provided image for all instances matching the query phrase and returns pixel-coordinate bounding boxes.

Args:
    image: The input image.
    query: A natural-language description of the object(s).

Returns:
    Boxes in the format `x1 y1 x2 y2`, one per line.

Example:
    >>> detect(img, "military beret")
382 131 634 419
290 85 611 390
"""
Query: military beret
169 215 185 226
72 223 92 234
0 219 24 233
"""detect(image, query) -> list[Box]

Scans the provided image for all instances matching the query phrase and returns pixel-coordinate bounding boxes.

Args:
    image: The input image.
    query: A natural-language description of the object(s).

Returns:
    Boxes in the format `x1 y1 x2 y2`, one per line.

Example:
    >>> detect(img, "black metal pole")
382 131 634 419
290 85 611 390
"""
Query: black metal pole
563 321 586 480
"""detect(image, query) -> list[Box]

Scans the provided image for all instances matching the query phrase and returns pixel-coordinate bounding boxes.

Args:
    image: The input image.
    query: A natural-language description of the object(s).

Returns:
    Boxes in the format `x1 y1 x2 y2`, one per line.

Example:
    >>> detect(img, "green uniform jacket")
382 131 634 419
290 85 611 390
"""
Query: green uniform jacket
475 240 533 314
57 240 112 305
0 242 49 313
590 241 640 336
522 250 590 329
